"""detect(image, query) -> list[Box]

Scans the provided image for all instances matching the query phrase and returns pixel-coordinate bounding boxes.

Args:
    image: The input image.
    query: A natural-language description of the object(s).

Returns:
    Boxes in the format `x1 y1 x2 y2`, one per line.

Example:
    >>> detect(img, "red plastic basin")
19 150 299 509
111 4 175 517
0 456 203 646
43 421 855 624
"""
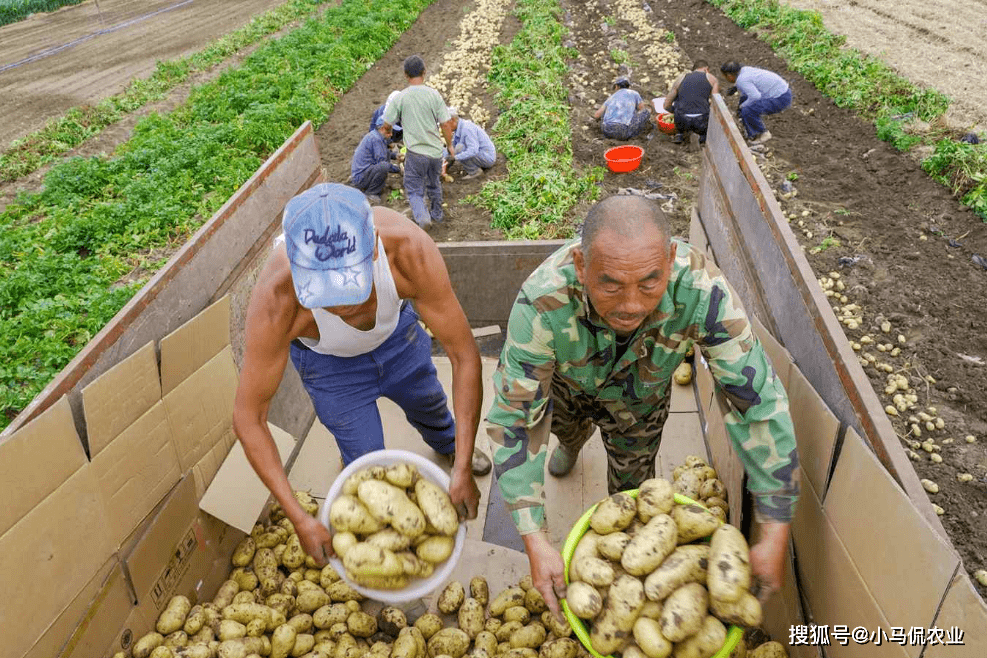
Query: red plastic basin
604 145 644 173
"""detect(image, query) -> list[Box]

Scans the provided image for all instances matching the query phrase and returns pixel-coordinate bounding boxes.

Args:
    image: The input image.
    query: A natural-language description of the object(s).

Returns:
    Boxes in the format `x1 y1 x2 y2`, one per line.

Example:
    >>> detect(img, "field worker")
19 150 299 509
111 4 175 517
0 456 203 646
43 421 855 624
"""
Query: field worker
662 60 719 145
383 55 456 229
720 61 792 144
369 90 403 143
233 183 492 563
486 194 800 615
593 76 652 140
350 118 402 204
446 107 496 180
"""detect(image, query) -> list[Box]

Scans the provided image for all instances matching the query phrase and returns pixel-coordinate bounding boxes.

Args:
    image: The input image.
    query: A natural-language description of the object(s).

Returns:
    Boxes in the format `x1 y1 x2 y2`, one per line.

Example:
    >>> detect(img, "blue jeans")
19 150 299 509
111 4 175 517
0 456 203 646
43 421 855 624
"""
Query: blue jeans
289 303 456 465
602 109 652 140
353 162 392 196
739 89 792 138
403 150 443 226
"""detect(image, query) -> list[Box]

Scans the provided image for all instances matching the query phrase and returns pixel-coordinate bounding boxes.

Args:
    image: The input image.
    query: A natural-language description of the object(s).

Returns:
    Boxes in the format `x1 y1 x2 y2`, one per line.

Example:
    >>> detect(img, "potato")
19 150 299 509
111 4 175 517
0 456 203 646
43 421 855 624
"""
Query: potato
523 587 547 614
224 603 285 632
297 589 332 614
749 642 786 658
184 605 207 635
134 632 165 658
217 637 265 658
589 492 637 534
576 555 617 587
176 645 213 658
358 480 426 537
452 597 481 637
709 591 762 627
219 620 248 641
326 580 364 602
671 505 719 543
568 531 601 582
541 611 572 638
510 623 547 649
489 586 526 617
253 547 279 579
366 528 414 552
474 631 498 656
539 638 579 658
468 576 489 606
341 466 385 496
233 538 258 568
494 621 524 643
415 477 460 536
672 615 726 658
314 604 349 629
698 479 726 501
267 593 295 617
637 478 675 523
644 545 710 601
622 514 677 576
232 591 257 606
639 600 663 620
414 612 444 640
391 629 419 658
708 507 727 522
483 618 501 634
343 543 404 578
284 534 307 570
191 626 215 645
589 575 645 654
330 495 385 534
684 456 706 468
416 536 455 564
246 618 267 637
320 565 342 589
347 611 378 638
158 596 193 635
728 639 747 658
503 606 530 624
623 645 650 658
150 647 175 658
292 634 316 657
707 525 751 603
658 583 707 643
564 581 603 619
376 606 407 636
632 617 672 658
673 362 692 386
332 532 358 559
438 581 467 613
596 532 631 562
397 551 435 578
672 471 702 500
427 628 471 658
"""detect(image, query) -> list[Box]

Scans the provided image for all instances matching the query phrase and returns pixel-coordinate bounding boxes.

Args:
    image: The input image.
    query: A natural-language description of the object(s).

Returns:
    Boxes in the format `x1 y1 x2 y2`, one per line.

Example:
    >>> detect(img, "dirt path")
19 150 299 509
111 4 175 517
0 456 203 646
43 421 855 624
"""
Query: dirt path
0 0 288 146
782 0 987 133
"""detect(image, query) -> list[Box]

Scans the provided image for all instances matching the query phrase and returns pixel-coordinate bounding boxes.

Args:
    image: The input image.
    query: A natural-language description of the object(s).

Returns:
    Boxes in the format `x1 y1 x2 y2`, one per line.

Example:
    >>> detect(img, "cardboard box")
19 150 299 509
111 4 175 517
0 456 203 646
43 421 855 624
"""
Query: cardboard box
786 365 839 498
750 314 793 391
704 390 745 527
159 296 231 395
924 572 987 657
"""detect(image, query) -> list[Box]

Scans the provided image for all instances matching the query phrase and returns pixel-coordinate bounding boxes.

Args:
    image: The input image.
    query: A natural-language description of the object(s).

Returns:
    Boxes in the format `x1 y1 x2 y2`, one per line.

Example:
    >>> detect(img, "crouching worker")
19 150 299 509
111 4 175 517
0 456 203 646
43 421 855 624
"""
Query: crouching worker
233 183 492 564
351 118 401 204
594 77 652 140
446 107 496 180
662 60 719 145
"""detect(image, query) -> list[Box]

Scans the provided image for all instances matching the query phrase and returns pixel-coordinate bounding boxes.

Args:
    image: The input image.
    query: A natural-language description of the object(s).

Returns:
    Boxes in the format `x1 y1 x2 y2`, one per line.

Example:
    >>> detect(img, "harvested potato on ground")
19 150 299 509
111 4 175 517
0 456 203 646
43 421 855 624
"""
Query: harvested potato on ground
415 477 460 536
589 575 645 654
217 636 266 658
708 506 727 522
644 545 710 602
658 583 707 642
391 629 419 658
295 490 321 516
470 576 489 606
671 504 720 543
283 534 307 570
377 606 407 636
495 621 524 643
224 602 285 632
596 532 631 561
539 638 579 658
710 591 762 627
347 611 377 638
639 600 663 620
519 575 533 591
415 612 444 640
458 597 485 638
621 514 677 576
510 622 547 649
292 634 316 656
475 631 498 656
524 587 547 614
157 595 192 635
183 605 206 635
330 496 385 535
416 536 455 564
490 586 526 616
133 632 164 658
632 617 672 658
750 641 788 658
326 580 364 602
672 615 726 658
219 619 248 641
589 492 638 534
297 588 332 613
698 479 726 501
315 604 350 629
637 478 674 522
541 611 572 638
232 591 256 605
707 525 751 603
438 581 467 613
232 538 257 568
572 556 615 587
565 582 604 619
503 605 530 624
484 617 502 634
427 628 471 658
358 480 426 537
703 497 728 515
320 565 342 589
149 647 174 658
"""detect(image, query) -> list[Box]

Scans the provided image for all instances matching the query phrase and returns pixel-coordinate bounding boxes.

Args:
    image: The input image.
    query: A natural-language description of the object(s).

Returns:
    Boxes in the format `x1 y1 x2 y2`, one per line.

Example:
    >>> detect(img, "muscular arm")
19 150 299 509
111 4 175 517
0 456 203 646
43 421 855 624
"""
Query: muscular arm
707 71 720 97
664 73 685 112
593 101 608 119
440 119 456 158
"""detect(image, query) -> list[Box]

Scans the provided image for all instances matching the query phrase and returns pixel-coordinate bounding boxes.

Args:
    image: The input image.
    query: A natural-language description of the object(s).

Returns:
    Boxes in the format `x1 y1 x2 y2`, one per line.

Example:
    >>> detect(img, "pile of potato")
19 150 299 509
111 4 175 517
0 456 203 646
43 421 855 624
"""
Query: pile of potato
327 462 461 590
670 456 729 523
564 474 761 658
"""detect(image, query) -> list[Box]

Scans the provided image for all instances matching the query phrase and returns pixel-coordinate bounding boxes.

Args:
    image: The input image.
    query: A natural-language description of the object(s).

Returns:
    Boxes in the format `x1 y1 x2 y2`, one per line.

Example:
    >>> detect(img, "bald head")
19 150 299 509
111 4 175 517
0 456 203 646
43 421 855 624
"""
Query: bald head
580 195 672 262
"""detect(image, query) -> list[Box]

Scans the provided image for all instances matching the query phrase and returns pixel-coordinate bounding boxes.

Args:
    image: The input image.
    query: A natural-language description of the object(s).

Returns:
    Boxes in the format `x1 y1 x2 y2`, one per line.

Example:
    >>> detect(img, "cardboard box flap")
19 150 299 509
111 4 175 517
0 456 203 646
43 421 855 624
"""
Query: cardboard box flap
83 341 161 458
824 428 958 650
925 572 987 656
750 314 793 389
198 422 297 533
787 365 839 497
92 401 182 549
160 296 231 395
163 346 238 472
0 396 86 537
0 465 114 658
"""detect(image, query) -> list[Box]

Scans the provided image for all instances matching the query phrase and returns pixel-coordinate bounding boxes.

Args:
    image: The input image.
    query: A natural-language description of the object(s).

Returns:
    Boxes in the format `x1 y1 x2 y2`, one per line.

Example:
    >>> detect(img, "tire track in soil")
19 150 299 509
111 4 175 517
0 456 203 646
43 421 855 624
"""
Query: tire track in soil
659 0 987 591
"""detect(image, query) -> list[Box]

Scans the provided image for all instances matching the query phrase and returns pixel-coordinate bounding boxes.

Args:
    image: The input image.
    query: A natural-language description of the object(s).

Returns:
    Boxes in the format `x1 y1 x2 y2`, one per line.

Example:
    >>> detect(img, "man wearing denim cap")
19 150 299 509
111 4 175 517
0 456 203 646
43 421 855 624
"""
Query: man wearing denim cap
233 183 491 564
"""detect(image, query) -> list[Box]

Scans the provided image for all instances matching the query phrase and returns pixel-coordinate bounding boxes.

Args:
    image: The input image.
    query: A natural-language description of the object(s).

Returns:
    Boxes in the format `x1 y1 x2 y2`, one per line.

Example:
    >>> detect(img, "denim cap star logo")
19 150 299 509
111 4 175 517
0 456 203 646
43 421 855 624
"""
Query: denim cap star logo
283 183 375 309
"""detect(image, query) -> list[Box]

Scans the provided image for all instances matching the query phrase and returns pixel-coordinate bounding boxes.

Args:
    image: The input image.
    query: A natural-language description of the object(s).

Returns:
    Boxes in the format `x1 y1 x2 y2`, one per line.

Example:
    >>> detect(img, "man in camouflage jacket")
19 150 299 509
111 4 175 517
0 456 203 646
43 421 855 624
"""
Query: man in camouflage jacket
486 194 800 615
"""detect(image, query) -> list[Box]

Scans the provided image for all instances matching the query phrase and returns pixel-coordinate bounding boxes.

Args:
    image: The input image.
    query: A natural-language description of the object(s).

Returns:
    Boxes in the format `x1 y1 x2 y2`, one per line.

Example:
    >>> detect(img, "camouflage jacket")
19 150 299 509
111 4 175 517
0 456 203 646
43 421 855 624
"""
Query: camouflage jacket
486 238 800 535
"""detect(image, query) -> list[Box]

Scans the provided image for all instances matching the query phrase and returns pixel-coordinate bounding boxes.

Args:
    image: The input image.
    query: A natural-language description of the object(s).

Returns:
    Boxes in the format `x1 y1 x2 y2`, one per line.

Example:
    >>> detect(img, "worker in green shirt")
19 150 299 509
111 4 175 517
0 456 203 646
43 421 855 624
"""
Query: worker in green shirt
486 194 800 616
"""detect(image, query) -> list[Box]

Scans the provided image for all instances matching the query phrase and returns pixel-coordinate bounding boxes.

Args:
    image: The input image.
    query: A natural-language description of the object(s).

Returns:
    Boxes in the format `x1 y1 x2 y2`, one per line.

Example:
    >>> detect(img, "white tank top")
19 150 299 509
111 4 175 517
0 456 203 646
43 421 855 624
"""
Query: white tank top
276 235 403 357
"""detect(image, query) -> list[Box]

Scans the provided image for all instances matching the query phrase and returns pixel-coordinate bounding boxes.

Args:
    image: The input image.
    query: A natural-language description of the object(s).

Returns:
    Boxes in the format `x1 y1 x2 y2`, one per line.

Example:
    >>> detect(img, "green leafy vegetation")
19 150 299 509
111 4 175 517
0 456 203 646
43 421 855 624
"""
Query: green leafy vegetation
0 0 435 428
706 0 985 221
472 0 604 238
0 0 83 27
0 0 334 182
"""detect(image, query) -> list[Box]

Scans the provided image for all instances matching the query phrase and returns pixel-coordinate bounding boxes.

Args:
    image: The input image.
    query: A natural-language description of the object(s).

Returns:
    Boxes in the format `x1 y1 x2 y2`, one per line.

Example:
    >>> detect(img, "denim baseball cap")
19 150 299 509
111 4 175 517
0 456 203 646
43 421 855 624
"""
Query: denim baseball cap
282 183 375 309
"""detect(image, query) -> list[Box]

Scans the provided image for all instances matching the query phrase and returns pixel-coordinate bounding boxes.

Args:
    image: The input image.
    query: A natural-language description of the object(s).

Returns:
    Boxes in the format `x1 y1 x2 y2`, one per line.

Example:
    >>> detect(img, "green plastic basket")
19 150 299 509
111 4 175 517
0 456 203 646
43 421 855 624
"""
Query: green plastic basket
560 490 743 658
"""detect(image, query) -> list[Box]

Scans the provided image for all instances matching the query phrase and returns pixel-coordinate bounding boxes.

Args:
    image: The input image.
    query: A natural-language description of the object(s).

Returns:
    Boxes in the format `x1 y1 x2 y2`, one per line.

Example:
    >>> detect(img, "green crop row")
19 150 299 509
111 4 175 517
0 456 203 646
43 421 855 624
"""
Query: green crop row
706 0 986 220
0 0 83 27
471 0 604 238
0 0 435 428
0 0 334 183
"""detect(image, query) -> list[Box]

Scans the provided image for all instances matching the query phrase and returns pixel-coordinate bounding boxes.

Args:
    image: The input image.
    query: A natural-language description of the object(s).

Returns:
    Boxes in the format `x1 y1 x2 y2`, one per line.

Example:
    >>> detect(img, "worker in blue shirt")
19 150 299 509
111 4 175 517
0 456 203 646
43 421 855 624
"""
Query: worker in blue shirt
593 77 652 140
721 61 792 144
350 118 401 204
446 107 496 180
